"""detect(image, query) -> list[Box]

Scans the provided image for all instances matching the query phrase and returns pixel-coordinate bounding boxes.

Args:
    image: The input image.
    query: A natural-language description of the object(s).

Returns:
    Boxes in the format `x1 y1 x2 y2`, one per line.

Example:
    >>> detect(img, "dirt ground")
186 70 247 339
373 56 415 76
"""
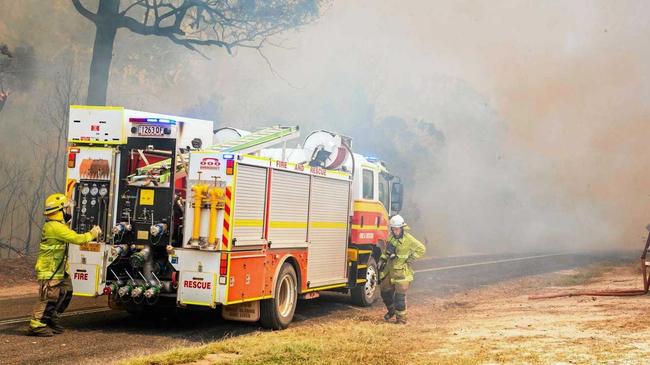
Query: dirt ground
420 264 650 364
124 260 650 365
0 256 37 298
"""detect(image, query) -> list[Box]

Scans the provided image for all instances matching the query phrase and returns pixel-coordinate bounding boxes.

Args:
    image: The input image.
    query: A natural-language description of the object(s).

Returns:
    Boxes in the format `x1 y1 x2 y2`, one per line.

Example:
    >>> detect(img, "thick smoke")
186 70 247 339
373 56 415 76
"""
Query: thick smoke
377 75 619 254
1 1 648 256
306 73 620 255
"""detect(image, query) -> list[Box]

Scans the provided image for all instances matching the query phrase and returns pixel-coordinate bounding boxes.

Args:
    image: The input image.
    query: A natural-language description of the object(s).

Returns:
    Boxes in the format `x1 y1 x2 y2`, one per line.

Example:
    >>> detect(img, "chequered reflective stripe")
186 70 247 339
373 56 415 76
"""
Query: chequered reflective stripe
221 187 233 248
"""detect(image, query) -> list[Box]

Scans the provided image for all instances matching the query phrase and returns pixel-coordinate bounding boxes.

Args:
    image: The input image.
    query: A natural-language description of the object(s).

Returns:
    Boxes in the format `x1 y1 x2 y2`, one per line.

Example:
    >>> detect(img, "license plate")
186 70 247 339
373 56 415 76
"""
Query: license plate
137 125 165 136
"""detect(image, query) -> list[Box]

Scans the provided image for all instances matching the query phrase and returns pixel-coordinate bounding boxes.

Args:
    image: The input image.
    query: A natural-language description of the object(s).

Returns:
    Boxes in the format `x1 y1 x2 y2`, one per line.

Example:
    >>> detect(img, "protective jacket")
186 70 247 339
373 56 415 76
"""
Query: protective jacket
35 220 94 280
380 232 426 283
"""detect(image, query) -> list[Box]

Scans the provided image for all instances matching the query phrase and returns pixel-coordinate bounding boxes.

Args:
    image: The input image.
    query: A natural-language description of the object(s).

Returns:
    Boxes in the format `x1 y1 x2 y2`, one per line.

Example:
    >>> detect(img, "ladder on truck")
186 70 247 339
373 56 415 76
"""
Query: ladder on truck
209 125 300 155
135 126 300 175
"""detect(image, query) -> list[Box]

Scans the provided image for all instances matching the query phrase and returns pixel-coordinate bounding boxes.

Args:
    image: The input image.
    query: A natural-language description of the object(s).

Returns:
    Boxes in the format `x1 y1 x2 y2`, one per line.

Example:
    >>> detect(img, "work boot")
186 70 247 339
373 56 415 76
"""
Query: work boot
27 326 54 337
383 310 396 321
47 318 65 334
395 314 407 325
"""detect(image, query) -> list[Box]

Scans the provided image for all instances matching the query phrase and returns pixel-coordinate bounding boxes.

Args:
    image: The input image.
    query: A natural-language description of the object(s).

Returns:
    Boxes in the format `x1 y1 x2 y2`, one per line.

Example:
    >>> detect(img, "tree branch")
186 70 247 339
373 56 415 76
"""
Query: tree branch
119 0 146 16
257 46 300 90
71 0 99 23
113 0 322 55
0 241 24 257
119 15 184 36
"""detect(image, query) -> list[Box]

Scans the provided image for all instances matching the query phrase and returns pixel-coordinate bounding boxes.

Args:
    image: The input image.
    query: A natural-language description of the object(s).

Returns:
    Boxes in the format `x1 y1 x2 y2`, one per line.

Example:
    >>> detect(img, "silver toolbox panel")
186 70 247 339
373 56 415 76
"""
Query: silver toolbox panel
232 164 267 246
268 170 309 246
307 176 350 287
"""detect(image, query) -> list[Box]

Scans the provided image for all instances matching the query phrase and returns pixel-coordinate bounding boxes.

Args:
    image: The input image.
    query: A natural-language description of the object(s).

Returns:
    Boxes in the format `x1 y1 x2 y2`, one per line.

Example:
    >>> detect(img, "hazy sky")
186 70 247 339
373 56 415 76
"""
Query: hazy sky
2 1 650 253
212 1 650 251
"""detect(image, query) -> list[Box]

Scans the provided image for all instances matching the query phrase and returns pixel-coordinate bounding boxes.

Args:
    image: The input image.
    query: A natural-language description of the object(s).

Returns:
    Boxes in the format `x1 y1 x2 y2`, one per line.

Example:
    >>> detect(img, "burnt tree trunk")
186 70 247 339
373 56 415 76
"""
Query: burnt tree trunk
86 0 119 106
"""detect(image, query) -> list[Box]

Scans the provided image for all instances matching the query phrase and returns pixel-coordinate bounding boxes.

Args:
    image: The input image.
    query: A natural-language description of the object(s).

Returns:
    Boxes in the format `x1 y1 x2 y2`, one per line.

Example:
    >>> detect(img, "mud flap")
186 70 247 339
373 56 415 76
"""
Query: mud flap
222 301 261 322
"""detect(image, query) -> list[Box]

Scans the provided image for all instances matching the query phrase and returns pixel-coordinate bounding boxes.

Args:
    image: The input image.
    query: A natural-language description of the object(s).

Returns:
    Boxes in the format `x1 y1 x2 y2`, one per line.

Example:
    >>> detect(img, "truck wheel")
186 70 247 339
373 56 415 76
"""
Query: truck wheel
260 263 298 330
351 256 379 306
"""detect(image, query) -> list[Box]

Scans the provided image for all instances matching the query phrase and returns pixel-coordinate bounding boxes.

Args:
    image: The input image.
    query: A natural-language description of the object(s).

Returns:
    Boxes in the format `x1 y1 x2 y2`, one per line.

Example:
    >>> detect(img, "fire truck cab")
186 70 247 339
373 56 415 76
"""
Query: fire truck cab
65 106 403 329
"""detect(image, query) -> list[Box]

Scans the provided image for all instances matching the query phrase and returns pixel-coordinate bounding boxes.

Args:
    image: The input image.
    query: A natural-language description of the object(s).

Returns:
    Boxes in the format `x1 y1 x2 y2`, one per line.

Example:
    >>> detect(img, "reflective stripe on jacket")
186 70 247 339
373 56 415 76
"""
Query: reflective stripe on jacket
380 232 426 283
35 220 94 280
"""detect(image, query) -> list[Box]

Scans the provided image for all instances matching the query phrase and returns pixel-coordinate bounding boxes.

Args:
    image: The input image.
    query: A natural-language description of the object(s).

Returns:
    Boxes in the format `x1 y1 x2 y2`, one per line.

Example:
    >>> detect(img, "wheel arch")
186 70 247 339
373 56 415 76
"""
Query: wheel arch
355 242 383 264
270 254 302 297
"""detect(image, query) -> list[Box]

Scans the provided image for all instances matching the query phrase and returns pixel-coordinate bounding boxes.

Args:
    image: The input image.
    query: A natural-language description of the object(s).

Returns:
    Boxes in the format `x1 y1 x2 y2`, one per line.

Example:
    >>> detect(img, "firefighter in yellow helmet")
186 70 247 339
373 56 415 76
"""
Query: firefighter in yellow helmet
379 215 426 324
27 193 101 337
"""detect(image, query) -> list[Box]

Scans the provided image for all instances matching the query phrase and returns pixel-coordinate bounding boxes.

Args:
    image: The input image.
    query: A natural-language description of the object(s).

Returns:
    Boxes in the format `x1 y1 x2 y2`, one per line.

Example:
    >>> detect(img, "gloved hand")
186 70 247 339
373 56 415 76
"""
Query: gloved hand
90 225 102 239
385 243 396 257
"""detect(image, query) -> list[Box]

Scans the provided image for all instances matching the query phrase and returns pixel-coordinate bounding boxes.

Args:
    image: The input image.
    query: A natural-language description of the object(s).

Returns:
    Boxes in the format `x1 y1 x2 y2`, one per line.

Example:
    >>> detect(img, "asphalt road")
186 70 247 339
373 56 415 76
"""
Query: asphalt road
0 251 635 365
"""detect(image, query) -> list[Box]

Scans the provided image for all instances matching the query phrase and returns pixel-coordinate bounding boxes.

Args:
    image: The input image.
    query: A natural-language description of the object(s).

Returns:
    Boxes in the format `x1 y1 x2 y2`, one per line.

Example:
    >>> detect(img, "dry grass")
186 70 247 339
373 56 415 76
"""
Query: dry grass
121 315 449 365
122 260 650 365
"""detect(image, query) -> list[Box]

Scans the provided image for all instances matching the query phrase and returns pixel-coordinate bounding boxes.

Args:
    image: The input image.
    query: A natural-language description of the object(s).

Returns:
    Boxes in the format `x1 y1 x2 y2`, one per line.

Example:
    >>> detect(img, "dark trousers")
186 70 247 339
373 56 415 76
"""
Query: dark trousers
30 276 73 328
380 273 410 316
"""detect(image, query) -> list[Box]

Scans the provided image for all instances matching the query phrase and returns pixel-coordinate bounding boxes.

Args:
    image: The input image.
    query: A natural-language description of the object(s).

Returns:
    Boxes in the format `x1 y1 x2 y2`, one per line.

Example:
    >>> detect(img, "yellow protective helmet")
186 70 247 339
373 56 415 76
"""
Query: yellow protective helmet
44 193 70 216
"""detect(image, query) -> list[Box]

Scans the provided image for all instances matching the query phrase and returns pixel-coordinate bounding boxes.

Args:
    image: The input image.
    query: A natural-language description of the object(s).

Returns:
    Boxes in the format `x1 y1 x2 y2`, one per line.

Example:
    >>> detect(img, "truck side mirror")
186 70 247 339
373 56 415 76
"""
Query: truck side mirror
391 182 403 213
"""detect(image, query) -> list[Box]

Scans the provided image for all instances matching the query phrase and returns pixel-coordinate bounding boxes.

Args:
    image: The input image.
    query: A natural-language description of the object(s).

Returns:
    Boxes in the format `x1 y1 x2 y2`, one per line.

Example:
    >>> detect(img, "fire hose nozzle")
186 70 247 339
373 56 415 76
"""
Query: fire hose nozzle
131 285 145 298
112 222 132 235
144 286 161 299
111 244 129 257
129 247 150 269
117 285 132 297
103 283 119 296
150 223 168 237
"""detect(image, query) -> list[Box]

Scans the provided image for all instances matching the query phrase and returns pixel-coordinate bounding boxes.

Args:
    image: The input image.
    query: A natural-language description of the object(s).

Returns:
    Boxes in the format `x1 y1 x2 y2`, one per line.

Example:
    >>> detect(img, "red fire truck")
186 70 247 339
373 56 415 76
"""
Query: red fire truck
65 105 403 329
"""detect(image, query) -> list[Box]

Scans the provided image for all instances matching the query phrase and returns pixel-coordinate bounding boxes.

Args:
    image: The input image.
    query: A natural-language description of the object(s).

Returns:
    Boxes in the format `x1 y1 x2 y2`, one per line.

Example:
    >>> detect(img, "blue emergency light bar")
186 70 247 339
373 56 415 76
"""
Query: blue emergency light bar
129 117 177 125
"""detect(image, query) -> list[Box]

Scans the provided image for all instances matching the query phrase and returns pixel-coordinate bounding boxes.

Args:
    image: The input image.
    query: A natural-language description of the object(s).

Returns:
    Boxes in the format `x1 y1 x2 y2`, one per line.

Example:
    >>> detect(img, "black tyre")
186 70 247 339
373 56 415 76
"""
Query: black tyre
260 263 298 330
351 256 379 306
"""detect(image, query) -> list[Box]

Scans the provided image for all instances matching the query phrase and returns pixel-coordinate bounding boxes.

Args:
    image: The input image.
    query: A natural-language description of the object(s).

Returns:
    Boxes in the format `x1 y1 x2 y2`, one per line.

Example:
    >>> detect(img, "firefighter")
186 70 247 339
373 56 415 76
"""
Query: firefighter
27 193 101 337
379 214 426 324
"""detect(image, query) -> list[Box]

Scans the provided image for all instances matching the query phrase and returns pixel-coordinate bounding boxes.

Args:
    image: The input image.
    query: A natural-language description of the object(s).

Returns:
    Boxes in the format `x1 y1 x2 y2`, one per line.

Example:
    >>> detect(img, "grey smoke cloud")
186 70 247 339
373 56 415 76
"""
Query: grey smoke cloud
1 0 649 255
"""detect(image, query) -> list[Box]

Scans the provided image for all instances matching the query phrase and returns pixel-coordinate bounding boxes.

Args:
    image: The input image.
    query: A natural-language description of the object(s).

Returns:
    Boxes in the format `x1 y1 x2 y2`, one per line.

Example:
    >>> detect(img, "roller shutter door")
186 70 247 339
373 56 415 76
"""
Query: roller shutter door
307 176 351 286
232 164 267 246
268 170 309 246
